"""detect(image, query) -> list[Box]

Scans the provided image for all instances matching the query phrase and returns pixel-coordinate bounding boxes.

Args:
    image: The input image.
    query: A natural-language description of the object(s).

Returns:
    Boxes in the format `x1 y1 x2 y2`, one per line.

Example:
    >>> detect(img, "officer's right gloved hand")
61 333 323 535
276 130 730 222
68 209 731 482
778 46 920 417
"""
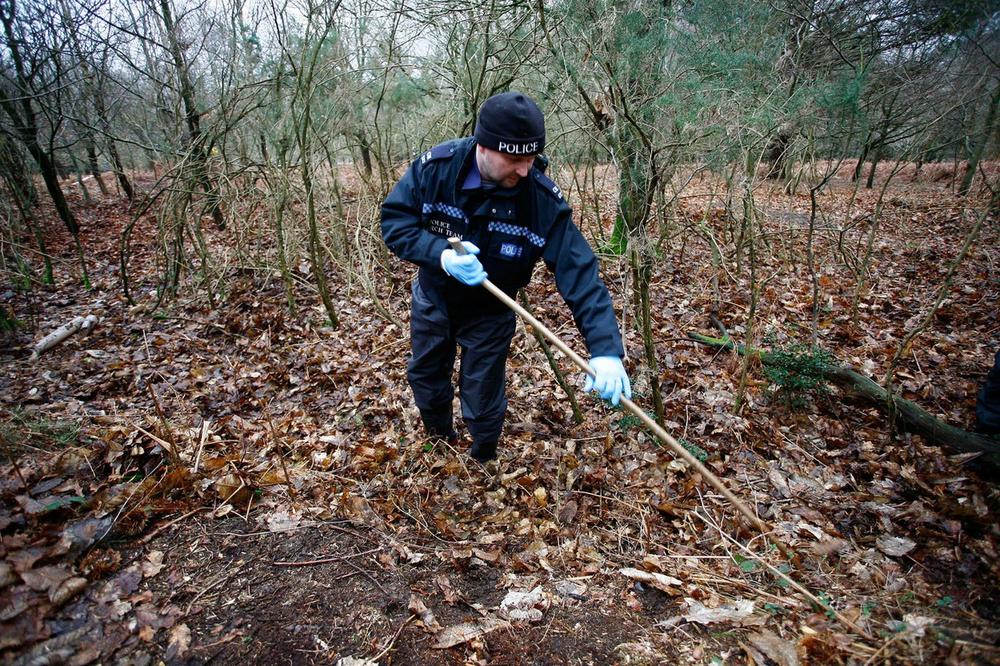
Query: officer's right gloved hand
584 356 632 406
441 241 487 286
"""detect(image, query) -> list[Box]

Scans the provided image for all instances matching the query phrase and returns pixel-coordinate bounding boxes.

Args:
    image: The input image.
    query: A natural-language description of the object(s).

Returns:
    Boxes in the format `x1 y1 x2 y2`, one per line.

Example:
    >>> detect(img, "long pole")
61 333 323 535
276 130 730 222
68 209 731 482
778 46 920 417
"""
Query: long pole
448 238 795 561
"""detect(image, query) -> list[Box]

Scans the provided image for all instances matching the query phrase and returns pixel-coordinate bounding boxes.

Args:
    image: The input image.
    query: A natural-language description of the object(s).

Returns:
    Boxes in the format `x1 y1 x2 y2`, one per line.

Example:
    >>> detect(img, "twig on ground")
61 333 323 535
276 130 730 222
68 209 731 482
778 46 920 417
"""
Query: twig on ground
138 508 206 545
0 437 30 492
862 635 898 666
273 546 382 567
341 555 389 595
142 385 182 466
688 573 805 609
194 420 210 472
184 561 250 614
368 615 415 663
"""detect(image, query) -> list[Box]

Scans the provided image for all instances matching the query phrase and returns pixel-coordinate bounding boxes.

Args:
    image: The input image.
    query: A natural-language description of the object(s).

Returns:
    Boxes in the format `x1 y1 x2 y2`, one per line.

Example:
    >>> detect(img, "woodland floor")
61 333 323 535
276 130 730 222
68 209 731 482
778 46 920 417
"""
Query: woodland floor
2 162 1000 665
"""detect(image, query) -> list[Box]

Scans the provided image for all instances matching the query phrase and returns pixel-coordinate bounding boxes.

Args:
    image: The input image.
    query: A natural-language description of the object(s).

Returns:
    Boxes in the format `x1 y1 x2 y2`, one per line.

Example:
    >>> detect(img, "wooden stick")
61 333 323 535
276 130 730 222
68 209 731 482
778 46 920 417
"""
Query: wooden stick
448 237 796 562
30 314 98 360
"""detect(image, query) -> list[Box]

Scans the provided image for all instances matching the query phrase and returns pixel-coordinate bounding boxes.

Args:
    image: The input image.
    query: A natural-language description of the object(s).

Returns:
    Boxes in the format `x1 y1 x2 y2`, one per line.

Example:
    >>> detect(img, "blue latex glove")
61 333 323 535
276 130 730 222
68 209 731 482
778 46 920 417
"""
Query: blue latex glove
441 241 487 286
584 356 631 406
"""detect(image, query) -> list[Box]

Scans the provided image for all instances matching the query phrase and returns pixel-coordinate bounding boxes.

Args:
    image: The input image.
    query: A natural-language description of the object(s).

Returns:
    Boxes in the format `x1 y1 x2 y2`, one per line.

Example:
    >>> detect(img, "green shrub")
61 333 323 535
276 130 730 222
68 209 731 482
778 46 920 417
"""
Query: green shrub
679 438 709 461
764 343 834 408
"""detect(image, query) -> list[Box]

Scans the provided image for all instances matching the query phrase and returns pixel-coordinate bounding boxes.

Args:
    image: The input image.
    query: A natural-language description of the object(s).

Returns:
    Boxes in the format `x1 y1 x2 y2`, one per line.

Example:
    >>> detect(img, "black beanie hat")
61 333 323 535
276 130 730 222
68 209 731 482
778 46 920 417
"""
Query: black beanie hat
475 92 545 155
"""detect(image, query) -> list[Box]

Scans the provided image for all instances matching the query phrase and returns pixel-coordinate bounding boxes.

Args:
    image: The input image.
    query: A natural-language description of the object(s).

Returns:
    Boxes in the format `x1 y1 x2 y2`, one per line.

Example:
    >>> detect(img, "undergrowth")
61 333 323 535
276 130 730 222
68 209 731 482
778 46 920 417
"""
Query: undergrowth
0 409 82 457
763 342 835 408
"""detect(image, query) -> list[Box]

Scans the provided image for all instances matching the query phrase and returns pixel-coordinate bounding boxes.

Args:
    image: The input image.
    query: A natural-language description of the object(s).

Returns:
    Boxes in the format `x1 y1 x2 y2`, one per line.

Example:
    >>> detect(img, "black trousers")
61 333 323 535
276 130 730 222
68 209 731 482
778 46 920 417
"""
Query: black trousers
977 350 1000 435
407 282 516 446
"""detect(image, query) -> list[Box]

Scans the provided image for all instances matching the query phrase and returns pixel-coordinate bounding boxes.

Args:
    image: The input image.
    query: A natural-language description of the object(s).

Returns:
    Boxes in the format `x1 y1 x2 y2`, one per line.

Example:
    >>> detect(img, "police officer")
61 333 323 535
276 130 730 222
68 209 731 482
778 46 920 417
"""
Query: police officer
381 91 630 462
977 350 1000 436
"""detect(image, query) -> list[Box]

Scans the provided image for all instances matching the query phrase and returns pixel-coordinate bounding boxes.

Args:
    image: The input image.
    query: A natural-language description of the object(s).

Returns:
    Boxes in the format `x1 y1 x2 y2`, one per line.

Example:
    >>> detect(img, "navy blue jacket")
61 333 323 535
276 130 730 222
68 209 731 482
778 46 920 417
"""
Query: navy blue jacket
381 137 624 358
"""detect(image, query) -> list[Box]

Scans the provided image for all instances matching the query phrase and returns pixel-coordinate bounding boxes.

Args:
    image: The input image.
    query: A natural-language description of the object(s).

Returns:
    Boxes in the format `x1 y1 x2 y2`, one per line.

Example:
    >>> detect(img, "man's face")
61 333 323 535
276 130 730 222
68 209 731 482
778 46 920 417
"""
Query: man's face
476 145 536 188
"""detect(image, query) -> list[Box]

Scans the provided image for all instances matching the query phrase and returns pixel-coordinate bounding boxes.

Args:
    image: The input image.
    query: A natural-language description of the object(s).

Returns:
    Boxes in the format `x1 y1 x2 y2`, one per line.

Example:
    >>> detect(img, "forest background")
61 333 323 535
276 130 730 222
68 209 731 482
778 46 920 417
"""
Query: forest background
2 0 1000 663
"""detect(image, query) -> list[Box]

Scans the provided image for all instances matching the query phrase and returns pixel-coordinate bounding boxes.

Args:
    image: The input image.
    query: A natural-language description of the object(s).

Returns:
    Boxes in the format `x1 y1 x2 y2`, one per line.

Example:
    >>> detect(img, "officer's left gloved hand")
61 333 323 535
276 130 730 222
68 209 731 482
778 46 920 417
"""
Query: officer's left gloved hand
441 241 487 286
584 356 632 406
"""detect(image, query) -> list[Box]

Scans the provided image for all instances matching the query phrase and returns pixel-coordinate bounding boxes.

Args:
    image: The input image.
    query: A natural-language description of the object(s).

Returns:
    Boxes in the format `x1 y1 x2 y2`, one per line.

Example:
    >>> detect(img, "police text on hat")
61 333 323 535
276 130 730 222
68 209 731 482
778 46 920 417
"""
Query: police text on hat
475 92 545 155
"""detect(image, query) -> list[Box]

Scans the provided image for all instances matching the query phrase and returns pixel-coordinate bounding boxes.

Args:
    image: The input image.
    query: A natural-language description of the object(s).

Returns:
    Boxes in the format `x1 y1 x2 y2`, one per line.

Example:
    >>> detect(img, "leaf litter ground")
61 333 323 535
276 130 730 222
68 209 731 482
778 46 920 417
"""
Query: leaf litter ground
1 162 999 664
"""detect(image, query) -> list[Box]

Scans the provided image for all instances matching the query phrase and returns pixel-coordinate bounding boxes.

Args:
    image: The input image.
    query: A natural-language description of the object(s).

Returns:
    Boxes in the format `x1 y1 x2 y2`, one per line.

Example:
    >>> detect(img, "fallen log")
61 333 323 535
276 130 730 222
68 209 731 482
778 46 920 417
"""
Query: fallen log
688 332 1000 466
30 315 99 360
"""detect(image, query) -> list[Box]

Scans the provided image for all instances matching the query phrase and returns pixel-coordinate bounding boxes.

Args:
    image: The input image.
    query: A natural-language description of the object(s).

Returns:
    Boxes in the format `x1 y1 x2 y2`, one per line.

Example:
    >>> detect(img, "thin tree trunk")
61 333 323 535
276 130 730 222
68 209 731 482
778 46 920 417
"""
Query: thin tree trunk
294 10 340 329
865 149 880 189
301 136 338 329
106 137 134 202
158 0 225 230
0 136 52 283
273 143 297 316
0 4 79 236
958 82 1000 196
70 152 91 203
852 138 871 183
636 247 664 422
86 137 108 195
733 177 759 414
26 140 79 235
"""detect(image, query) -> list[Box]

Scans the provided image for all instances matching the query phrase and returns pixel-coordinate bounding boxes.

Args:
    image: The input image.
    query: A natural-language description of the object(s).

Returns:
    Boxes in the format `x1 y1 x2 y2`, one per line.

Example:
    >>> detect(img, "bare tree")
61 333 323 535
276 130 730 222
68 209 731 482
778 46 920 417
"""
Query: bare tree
0 0 78 235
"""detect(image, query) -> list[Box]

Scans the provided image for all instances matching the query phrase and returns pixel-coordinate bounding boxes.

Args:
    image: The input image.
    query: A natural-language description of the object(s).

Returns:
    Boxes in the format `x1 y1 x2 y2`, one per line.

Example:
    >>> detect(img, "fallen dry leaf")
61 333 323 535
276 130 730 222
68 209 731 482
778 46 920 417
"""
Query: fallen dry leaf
499 586 548 623
472 547 500 563
408 593 441 632
8 548 46 574
554 579 587 599
335 657 377 665
747 628 799 666
264 506 303 532
141 550 165 578
876 535 916 557
894 614 936 638
435 575 461 604
433 617 509 649
49 577 87 608
557 499 578 523
20 566 71 593
810 539 848 556
674 598 756 626
166 623 191 661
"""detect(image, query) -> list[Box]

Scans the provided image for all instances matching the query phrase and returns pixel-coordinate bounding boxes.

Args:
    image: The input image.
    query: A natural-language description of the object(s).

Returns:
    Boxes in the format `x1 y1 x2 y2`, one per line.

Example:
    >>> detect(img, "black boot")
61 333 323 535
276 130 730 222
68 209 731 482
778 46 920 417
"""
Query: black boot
429 429 459 447
470 440 497 462
420 408 457 445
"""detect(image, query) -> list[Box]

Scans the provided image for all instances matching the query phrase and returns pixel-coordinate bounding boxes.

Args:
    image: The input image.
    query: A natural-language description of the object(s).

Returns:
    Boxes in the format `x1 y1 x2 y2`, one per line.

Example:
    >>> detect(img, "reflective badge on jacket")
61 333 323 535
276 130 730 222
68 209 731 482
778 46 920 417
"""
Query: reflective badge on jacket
423 202 468 239
487 222 545 248
500 242 522 259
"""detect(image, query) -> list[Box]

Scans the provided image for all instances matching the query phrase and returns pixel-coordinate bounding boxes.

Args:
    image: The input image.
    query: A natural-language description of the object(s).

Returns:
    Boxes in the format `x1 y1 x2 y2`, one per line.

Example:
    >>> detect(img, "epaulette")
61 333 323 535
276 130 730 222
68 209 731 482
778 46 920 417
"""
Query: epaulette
534 170 564 201
419 141 460 165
